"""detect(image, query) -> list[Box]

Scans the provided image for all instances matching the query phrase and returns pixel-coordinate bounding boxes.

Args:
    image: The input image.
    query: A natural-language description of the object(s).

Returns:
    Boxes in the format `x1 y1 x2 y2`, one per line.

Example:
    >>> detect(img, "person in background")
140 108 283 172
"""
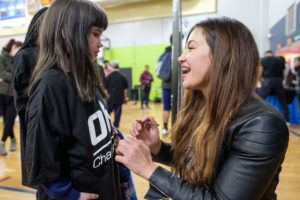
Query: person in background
157 37 172 136
258 50 289 121
140 65 153 109
278 56 296 108
115 18 289 200
103 59 111 77
105 61 129 128
26 0 122 199
278 56 291 89
12 7 48 187
293 57 300 110
0 39 22 156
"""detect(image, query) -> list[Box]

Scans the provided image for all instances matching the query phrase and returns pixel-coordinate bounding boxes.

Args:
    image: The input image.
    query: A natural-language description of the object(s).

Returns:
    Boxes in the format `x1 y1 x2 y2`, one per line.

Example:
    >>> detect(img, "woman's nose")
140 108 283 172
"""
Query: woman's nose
178 53 185 63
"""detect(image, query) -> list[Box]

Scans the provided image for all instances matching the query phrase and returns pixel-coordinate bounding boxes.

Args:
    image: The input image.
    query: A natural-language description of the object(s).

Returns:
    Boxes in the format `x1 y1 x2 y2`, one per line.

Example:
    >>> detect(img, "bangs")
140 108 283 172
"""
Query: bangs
91 6 108 30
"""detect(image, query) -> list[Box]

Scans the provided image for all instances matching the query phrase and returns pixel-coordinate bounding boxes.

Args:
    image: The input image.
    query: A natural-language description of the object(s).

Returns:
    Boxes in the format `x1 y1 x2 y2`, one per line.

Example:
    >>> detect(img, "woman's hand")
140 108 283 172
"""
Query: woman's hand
78 192 99 200
115 137 157 180
132 116 161 155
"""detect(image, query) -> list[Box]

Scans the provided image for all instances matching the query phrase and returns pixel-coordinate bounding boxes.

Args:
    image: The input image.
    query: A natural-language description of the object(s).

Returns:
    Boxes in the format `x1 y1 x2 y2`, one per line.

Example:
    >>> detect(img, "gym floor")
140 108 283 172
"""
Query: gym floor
0 102 299 200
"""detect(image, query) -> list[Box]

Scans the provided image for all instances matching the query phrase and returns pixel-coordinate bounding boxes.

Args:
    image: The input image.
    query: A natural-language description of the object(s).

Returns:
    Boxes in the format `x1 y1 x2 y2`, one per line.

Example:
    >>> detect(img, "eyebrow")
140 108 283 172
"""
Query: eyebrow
94 28 102 32
92 27 103 32
187 40 197 46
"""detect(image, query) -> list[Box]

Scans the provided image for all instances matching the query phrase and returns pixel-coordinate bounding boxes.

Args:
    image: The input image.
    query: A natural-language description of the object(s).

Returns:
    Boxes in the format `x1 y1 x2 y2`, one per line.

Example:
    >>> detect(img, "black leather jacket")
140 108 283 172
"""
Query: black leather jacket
146 96 289 200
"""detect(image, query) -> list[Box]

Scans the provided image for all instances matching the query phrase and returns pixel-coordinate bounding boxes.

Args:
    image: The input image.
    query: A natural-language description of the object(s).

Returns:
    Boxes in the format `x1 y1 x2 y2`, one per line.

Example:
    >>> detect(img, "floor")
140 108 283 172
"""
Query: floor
0 102 299 200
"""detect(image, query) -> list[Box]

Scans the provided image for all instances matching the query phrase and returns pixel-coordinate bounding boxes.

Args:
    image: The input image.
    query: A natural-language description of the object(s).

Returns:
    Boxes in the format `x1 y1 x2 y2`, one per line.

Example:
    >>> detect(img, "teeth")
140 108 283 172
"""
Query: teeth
182 67 191 74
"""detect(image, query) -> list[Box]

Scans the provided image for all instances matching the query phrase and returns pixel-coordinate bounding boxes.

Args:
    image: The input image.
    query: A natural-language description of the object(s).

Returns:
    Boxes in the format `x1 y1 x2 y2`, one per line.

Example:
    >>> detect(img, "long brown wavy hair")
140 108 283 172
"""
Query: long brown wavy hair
171 18 259 187
30 0 107 101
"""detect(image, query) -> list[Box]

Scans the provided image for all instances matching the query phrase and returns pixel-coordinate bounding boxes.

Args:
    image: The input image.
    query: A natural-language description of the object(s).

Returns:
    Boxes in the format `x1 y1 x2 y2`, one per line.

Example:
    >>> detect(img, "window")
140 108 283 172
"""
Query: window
286 3 297 35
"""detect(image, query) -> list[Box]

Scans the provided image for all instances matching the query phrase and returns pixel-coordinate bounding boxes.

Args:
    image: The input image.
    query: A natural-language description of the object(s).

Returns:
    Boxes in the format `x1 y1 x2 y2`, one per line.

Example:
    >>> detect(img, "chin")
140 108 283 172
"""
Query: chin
182 83 192 90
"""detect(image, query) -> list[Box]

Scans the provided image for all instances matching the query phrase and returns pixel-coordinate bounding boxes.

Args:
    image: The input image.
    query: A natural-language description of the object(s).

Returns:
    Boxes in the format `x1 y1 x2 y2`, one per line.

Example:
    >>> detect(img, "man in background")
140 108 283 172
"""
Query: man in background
156 36 172 136
105 61 129 128
258 50 289 121
140 65 153 109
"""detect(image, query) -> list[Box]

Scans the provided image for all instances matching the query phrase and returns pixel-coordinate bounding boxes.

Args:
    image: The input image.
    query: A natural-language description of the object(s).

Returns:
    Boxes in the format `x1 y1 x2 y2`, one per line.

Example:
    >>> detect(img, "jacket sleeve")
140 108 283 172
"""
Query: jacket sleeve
12 52 31 99
43 179 80 200
12 50 34 112
0 56 12 82
148 114 289 200
26 78 72 186
152 141 173 166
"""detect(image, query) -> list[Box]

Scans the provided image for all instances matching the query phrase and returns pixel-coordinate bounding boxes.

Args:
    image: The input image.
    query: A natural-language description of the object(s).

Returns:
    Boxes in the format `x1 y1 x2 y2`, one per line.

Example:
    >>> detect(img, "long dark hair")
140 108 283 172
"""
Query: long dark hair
20 7 48 51
172 18 259 187
3 39 16 53
30 0 108 101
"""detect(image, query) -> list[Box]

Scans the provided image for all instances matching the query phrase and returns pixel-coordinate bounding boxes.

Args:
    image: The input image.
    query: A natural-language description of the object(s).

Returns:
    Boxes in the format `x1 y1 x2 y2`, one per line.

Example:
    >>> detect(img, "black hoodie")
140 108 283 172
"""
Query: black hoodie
26 68 122 199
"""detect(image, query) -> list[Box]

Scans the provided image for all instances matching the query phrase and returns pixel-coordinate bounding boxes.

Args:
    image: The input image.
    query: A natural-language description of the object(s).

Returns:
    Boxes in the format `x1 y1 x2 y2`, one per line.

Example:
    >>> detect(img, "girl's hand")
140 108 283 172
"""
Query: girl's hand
115 137 157 180
132 116 161 155
78 192 99 200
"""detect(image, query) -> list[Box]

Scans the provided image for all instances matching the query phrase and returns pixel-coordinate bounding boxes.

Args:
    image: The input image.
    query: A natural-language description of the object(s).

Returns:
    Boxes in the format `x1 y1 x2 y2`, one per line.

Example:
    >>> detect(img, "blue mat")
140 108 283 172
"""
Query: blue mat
265 95 300 124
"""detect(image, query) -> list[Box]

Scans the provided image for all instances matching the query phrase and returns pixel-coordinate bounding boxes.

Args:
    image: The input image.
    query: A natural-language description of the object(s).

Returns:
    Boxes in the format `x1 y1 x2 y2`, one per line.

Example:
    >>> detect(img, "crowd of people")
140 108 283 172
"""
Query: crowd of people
0 0 296 199
257 50 300 123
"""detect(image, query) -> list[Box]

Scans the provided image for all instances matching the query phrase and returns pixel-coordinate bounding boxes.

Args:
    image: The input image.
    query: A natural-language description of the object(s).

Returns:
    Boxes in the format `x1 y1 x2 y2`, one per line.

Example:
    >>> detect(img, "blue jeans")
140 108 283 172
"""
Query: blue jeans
141 85 151 108
107 102 122 128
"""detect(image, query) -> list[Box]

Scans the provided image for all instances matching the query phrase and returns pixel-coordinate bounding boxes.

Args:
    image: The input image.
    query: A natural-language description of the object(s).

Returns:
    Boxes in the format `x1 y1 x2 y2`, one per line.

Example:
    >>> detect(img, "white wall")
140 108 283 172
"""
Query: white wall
0 0 299 55
104 0 270 55
105 18 172 47
268 0 299 28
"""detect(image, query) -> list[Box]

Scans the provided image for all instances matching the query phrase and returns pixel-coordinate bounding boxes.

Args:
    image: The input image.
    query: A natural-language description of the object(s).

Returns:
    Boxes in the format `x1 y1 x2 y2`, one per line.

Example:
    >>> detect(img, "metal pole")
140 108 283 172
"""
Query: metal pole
171 0 182 125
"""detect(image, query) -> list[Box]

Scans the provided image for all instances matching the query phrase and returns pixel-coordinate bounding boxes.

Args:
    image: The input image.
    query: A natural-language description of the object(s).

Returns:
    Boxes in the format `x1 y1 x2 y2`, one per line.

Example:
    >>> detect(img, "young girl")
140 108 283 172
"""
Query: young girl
116 18 289 199
26 0 122 199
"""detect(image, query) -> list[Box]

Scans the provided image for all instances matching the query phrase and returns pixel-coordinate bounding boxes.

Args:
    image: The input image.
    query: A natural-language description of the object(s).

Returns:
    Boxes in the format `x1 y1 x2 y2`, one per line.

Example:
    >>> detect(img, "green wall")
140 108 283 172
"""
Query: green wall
104 43 168 100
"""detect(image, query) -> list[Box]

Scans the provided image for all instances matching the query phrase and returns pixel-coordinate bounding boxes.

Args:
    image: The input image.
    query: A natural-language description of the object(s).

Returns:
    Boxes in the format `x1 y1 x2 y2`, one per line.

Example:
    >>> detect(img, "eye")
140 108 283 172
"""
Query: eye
186 46 195 51
93 32 101 37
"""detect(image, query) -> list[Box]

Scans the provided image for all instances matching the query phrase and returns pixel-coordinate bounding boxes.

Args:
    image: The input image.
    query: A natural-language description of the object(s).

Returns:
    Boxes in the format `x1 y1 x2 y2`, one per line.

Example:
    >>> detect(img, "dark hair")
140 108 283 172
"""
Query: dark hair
3 39 16 52
20 7 48 51
14 41 23 48
111 61 119 69
30 0 108 101
172 17 259 187
277 56 286 63
264 50 273 55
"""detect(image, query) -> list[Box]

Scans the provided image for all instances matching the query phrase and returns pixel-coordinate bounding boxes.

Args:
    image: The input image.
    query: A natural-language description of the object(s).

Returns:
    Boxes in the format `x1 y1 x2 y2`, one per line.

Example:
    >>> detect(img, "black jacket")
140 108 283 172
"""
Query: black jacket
261 56 285 79
0 49 14 96
105 71 128 105
146 96 289 200
11 47 37 187
26 68 122 199
12 47 37 114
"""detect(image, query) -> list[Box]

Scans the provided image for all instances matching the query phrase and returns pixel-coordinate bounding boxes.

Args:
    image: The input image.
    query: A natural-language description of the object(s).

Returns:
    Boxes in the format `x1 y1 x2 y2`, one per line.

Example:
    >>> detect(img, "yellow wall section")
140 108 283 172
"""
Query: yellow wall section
104 0 217 23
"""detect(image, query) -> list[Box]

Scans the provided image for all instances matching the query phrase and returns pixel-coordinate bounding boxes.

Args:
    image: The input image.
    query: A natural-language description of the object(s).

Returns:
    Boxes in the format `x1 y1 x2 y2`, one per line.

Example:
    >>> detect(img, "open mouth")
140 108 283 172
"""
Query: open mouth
182 67 191 74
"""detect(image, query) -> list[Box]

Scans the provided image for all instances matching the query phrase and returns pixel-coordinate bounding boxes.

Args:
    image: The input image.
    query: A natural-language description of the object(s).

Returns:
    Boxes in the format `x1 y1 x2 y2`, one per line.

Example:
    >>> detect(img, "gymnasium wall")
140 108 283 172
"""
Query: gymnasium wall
1 0 299 100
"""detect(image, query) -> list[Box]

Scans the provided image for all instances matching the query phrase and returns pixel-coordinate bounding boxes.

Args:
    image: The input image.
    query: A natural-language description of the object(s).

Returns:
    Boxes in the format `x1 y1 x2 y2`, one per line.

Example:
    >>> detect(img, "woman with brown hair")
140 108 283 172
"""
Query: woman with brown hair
116 18 289 199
